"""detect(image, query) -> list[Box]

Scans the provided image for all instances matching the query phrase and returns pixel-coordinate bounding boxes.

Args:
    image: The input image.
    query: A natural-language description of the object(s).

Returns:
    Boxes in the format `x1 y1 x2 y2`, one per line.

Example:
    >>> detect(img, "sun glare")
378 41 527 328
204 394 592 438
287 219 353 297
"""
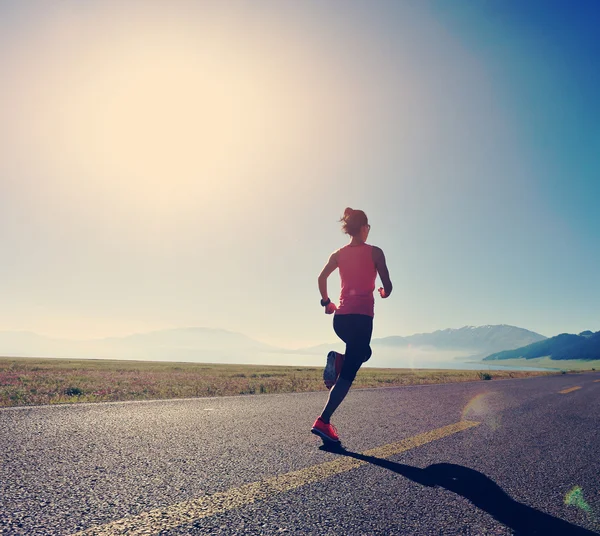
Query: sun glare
8 5 340 226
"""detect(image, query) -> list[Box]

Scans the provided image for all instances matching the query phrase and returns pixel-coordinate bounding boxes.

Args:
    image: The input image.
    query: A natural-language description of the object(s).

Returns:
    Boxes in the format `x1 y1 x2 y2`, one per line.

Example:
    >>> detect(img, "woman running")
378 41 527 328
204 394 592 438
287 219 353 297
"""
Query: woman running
311 207 393 444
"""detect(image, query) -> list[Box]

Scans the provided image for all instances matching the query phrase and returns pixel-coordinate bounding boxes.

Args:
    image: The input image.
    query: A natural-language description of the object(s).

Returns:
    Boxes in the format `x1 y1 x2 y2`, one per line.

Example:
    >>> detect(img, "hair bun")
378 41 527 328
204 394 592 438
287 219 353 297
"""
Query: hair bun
339 207 367 236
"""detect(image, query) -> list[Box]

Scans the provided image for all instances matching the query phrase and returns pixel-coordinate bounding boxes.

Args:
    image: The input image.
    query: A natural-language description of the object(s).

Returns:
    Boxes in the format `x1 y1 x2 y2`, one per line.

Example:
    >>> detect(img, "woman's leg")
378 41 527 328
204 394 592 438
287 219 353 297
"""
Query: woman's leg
320 377 352 424
319 315 373 423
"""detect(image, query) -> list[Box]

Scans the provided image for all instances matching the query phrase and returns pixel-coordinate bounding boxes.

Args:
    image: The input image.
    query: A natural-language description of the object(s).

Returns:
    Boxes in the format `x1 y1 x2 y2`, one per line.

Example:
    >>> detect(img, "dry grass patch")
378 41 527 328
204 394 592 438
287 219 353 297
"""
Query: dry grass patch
0 357 561 408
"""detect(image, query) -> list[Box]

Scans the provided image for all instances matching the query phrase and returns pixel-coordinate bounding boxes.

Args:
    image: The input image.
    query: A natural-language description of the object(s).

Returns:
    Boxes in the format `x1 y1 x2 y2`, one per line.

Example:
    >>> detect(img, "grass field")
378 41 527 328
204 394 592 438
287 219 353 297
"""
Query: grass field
0 356 576 408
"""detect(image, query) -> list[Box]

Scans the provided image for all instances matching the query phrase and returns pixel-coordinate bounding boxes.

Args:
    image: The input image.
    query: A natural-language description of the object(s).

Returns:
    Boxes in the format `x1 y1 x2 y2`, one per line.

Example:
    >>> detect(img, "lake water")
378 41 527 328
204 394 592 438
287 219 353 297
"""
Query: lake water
403 361 557 372
244 350 556 372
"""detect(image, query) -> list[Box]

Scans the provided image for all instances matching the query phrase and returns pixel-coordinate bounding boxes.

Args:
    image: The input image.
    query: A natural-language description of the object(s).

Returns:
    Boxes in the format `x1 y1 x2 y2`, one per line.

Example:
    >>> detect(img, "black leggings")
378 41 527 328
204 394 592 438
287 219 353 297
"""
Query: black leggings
333 314 373 383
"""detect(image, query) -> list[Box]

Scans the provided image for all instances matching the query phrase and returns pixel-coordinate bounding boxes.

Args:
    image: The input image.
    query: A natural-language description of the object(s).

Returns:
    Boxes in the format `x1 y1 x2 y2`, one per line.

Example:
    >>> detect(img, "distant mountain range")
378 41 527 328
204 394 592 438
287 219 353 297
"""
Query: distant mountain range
12 324 600 366
483 330 600 361
0 324 562 364
297 325 546 359
0 328 279 363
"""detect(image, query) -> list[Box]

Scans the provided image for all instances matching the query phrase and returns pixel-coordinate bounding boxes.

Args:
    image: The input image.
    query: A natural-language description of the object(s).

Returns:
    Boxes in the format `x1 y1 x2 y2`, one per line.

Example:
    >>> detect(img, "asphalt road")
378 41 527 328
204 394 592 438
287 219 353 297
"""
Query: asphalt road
2 372 599 535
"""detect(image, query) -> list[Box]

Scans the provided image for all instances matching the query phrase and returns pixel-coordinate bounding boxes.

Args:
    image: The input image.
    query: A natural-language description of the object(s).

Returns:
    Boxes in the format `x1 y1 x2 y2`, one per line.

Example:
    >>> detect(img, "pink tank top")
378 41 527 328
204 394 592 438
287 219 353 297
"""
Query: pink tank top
336 243 377 317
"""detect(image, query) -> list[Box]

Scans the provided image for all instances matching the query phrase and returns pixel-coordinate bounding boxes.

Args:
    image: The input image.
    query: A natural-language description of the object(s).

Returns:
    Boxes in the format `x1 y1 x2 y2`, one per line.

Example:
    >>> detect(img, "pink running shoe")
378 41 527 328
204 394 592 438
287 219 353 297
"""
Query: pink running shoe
323 351 344 389
311 417 340 443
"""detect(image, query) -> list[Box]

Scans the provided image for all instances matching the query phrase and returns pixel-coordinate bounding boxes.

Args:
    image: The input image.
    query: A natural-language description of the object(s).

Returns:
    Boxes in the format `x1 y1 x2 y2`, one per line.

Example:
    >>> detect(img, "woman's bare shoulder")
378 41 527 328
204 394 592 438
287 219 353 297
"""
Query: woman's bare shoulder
370 245 386 262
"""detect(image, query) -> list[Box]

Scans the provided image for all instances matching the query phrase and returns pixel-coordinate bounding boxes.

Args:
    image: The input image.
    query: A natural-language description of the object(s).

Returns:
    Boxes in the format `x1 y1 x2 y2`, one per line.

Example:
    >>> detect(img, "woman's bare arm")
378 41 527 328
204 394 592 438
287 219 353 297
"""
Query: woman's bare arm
318 252 338 301
372 246 392 298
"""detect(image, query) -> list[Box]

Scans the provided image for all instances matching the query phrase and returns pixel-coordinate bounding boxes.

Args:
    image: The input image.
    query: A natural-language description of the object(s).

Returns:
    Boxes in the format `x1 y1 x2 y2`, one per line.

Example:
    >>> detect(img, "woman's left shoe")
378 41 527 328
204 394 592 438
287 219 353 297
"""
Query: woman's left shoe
323 351 336 388
324 351 344 389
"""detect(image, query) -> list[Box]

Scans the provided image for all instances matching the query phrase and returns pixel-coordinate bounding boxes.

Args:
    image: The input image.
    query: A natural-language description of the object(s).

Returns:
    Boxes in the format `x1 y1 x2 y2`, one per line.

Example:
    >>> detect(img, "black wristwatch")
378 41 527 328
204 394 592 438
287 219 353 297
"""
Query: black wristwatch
320 298 331 307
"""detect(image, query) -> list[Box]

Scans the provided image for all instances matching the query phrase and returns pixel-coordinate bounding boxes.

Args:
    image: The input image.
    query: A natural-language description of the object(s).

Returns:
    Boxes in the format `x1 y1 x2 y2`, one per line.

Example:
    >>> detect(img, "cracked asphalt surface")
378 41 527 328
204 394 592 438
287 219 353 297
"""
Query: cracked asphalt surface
2 372 599 535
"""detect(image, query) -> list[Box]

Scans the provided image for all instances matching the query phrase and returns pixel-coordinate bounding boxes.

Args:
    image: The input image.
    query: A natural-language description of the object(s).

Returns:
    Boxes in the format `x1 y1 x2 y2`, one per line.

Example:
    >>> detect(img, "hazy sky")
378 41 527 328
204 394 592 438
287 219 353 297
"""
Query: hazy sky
1 1 599 348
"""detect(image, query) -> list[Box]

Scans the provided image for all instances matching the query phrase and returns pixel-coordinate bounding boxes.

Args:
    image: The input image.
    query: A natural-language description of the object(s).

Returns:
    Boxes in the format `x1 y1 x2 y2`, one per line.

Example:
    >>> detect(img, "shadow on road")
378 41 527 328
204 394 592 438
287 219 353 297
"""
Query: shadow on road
320 443 598 535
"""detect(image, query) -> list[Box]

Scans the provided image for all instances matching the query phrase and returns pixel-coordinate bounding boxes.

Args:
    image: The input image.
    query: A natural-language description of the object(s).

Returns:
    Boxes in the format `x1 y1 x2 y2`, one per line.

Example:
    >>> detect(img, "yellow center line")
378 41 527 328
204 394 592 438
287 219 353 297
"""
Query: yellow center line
73 420 480 536
559 386 582 394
